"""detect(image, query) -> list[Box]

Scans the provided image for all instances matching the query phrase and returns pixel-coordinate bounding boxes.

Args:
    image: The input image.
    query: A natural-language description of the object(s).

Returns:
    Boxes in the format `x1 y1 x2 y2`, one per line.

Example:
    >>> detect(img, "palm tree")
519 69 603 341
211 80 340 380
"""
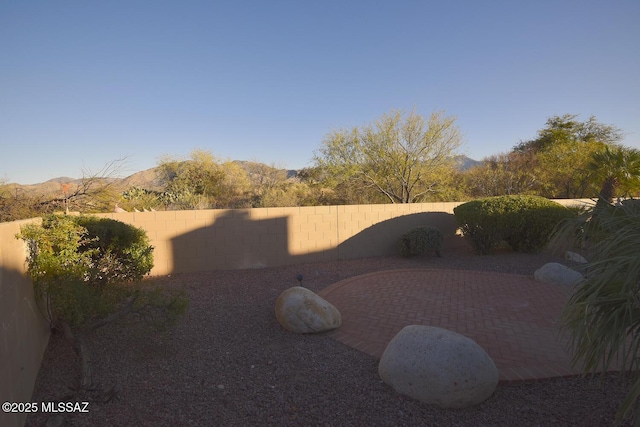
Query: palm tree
552 200 640 424
589 145 640 206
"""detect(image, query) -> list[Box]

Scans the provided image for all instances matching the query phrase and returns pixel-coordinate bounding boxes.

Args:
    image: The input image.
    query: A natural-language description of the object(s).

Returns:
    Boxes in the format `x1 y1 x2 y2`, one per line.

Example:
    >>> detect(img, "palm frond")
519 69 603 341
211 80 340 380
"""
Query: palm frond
553 200 640 423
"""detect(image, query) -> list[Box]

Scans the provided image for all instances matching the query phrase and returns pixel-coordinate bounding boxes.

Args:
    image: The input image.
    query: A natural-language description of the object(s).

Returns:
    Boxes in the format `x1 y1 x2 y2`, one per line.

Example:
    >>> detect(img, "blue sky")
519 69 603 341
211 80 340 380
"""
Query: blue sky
1 1 639 184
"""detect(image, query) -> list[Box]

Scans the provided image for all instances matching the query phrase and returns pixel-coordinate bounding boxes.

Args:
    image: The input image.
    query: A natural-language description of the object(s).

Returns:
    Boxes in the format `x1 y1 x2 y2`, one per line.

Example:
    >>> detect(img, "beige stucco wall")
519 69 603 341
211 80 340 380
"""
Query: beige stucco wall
96 201 470 275
0 218 50 427
95 199 593 276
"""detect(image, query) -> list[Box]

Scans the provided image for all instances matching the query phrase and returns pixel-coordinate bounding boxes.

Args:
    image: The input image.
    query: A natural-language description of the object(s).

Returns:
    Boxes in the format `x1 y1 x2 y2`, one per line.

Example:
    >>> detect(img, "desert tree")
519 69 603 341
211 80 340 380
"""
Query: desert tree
0 159 127 221
296 166 344 206
242 161 294 207
535 139 606 198
17 215 187 400
157 149 226 209
0 181 44 222
215 160 252 208
514 114 623 154
313 109 463 203
157 149 251 209
52 158 131 213
462 151 539 197
510 114 625 199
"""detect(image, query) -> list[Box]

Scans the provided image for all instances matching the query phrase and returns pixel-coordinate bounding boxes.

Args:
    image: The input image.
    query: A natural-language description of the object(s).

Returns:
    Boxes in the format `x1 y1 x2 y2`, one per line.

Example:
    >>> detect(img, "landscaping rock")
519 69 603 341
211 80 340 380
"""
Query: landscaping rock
275 286 341 333
378 325 499 409
565 251 587 264
534 262 583 287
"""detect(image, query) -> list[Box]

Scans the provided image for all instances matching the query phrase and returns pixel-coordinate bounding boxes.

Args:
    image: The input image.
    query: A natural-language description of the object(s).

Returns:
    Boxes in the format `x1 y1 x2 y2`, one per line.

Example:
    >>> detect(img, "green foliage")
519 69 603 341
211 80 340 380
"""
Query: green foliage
535 139 605 198
0 182 55 222
552 200 640 424
157 149 252 209
493 114 628 200
18 216 100 326
121 186 162 210
462 151 539 198
589 145 640 205
73 216 154 285
16 215 164 328
313 109 463 203
454 195 574 254
398 226 443 258
157 150 223 208
514 114 623 154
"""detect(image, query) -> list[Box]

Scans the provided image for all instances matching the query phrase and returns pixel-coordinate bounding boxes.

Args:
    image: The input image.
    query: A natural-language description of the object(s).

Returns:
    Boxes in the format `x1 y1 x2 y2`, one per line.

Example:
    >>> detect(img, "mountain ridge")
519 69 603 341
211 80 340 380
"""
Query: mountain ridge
3 156 480 197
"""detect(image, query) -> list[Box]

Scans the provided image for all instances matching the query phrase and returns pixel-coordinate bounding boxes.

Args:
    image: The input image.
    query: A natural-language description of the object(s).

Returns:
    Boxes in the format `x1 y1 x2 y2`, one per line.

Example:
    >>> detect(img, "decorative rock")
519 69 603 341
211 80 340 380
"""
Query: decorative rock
275 286 341 333
378 325 499 409
565 251 587 264
534 262 583 287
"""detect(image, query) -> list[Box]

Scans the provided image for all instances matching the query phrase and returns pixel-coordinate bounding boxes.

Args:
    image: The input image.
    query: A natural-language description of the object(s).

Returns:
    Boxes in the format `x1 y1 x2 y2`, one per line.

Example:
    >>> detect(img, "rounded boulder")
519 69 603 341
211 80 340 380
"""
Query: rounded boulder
378 325 498 409
534 262 583 287
275 286 341 333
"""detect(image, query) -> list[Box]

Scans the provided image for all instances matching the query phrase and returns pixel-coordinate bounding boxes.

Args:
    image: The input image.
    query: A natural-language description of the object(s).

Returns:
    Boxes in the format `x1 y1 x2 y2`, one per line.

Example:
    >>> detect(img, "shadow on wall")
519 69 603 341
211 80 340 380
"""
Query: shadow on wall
338 212 459 259
171 210 300 272
170 210 461 273
0 265 50 427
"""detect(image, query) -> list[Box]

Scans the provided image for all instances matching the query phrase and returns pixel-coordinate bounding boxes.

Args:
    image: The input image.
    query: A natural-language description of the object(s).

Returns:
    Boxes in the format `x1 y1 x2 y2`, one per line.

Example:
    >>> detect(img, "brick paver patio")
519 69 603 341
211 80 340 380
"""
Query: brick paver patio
317 269 585 384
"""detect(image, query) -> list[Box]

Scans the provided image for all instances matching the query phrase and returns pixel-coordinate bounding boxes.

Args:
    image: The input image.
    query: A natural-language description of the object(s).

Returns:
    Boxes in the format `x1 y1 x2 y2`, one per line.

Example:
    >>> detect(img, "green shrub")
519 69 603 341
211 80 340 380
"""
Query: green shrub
73 215 154 285
18 214 187 393
398 226 443 258
17 214 155 327
454 195 574 254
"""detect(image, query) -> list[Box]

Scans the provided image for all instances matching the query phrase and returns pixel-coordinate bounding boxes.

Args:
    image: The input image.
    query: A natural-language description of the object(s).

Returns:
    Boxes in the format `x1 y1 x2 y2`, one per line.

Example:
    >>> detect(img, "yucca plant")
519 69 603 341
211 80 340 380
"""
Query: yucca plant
553 199 640 424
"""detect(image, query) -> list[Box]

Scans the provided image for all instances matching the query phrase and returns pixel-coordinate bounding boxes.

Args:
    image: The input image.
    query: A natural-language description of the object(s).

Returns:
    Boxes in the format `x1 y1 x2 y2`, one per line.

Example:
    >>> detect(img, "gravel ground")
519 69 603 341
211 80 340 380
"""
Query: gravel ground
26 249 634 427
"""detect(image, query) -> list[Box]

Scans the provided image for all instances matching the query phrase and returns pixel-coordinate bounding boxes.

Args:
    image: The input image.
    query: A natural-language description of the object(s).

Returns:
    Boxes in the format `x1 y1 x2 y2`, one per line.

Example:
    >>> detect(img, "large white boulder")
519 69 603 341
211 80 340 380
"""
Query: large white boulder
378 325 499 409
275 286 341 333
534 262 583 287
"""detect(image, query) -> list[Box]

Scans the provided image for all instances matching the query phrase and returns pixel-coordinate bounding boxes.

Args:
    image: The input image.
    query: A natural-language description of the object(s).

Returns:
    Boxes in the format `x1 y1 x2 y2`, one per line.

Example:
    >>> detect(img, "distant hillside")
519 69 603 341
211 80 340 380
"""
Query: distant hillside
3 161 298 197
454 155 482 171
232 160 299 180
4 156 479 197
119 168 165 192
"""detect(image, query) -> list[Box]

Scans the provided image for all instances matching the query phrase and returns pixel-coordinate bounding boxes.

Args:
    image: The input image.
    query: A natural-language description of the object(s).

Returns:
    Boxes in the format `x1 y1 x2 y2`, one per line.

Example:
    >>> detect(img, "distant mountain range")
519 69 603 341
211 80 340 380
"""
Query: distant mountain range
3 156 481 198
454 155 482 171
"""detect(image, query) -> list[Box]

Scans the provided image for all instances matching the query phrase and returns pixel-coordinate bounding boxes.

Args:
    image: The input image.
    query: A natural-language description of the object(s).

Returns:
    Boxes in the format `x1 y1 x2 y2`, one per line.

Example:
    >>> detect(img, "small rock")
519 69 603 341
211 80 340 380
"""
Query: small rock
534 262 583 287
565 251 587 264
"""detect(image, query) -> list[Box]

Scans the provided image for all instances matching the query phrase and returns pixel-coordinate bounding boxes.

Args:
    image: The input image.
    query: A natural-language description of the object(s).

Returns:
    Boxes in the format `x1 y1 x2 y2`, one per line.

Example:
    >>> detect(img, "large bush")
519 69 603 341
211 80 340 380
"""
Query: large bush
454 195 574 254
74 215 154 285
18 214 155 327
17 214 186 393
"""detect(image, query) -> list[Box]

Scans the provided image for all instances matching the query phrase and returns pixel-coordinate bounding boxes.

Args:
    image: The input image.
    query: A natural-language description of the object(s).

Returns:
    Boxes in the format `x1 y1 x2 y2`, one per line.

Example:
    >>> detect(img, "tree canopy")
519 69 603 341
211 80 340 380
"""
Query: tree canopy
514 114 623 154
157 149 252 209
313 109 463 203
465 114 634 200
